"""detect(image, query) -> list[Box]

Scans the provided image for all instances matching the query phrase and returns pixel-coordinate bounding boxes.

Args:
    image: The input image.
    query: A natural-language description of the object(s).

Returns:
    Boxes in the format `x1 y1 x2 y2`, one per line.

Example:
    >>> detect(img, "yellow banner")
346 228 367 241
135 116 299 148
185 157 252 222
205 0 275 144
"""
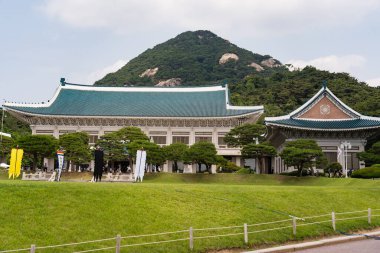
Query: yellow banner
15 149 23 177
8 148 24 179
8 149 17 179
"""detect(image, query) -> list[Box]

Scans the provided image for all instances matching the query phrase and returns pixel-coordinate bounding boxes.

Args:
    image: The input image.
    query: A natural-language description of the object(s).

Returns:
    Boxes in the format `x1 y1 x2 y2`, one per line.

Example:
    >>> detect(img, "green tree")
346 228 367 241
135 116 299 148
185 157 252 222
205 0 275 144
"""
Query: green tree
127 140 166 168
17 135 58 170
224 124 266 147
186 141 217 173
241 142 277 173
117 127 150 143
163 143 189 172
97 127 149 169
325 162 343 178
215 155 228 172
357 141 380 166
97 132 126 169
59 132 92 169
0 135 14 163
280 139 324 177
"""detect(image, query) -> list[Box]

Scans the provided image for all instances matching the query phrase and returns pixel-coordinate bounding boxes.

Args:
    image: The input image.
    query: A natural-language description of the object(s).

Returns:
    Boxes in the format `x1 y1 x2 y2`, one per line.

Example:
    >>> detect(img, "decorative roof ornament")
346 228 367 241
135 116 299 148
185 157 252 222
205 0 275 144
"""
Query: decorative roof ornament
60 78 66 86
322 80 327 90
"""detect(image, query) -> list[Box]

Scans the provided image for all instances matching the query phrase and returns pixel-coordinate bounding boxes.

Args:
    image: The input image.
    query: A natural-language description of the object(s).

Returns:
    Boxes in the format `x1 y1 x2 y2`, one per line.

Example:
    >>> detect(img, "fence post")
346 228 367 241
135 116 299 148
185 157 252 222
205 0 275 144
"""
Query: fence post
115 234 121 253
368 208 372 224
30 244 35 253
332 212 336 231
189 227 194 250
244 223 248 244
292 217 296 236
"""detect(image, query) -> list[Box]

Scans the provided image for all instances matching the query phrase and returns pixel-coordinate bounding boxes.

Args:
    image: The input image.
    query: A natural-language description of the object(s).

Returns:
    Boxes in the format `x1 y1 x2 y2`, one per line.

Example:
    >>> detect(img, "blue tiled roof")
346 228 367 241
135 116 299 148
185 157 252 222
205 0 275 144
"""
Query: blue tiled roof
266 118 380 130
265 85 380 130
5 85 262 118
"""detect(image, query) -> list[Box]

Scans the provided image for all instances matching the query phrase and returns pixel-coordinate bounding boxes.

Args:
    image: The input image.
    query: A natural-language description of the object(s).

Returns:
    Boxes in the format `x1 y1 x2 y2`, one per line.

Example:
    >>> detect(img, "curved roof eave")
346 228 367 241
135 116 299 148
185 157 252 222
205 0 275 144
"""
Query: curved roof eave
4 106 263 120
265 122 380 132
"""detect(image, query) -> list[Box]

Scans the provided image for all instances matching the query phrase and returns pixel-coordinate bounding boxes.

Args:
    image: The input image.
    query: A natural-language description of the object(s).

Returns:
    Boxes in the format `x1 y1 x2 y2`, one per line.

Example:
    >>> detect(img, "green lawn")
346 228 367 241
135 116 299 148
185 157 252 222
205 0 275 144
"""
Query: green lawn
1 172 380 252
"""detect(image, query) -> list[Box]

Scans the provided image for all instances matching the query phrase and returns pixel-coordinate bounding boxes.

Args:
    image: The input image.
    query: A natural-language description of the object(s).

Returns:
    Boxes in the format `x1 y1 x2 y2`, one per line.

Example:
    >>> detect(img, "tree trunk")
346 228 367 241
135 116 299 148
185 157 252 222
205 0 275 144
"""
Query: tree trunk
33 153 38 171
174 161 178 172
206 164 211 173
198 163 202 173
128 157 133 173
298 164 304 177
258 157 264 174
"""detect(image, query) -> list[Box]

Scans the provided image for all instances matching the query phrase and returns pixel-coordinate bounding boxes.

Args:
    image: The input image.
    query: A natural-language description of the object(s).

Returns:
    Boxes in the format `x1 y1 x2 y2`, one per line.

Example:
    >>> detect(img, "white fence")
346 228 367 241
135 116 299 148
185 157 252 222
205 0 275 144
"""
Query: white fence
1 208 379 253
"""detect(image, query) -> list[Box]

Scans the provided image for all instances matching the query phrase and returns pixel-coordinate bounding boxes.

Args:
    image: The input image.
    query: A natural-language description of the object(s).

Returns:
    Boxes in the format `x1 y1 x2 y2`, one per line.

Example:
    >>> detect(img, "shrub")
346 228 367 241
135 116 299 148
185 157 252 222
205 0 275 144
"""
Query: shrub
325 162 343 177
236 167 252 174
219 161 242 173
351 165 380 179
280 169 310 176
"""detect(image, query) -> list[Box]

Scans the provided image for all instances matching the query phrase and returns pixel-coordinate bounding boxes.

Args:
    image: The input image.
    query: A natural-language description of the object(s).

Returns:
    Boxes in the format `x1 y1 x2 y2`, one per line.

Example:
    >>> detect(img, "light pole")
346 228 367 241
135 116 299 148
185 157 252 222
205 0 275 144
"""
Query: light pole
340 141 352 178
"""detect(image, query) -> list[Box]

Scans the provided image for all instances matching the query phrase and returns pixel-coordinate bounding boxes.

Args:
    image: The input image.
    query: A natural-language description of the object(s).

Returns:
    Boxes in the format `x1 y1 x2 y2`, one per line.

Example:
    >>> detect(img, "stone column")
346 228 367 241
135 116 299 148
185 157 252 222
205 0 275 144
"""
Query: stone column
167 128 172 145
189 130 195 145
211 164 216 174
235 156 242 167
90 160 95 172
212 128 218 148
162 161 169 173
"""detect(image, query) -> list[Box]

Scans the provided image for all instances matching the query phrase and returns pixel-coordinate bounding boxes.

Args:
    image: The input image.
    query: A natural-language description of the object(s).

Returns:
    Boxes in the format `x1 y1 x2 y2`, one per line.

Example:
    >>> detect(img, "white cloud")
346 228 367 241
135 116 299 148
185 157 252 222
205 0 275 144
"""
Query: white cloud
366 78 380 87
39 0 380 37
286 55 366 74
85 59 128 84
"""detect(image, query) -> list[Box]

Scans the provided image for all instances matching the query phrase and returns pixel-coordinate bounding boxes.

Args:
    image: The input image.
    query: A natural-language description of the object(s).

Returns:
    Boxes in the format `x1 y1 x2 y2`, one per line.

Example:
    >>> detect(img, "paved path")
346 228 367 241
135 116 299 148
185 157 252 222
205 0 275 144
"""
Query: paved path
294 238 380 253
244 230 380 253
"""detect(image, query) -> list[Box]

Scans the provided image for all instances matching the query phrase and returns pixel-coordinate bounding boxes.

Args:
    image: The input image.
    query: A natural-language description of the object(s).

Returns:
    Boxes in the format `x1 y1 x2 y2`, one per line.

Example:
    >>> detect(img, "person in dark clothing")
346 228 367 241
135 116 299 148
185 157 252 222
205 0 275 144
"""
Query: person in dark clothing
94 146 104 182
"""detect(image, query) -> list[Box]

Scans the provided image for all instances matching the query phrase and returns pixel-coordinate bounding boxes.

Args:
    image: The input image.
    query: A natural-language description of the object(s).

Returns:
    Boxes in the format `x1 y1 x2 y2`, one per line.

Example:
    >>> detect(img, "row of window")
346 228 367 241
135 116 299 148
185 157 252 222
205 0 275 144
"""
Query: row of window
35 130 229 146
151 135 227 146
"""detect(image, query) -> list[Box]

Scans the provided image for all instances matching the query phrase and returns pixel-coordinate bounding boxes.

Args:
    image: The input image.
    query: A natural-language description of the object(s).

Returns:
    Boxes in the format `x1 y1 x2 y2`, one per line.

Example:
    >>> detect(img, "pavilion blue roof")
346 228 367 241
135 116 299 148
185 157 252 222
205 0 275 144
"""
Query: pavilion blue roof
265 86 380 131
4 83 263 118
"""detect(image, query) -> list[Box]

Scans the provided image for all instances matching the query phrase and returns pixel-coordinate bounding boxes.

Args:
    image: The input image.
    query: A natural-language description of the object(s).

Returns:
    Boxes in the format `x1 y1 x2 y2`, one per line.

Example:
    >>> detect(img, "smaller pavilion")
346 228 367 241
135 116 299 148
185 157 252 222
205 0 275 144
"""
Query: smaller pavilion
265 84 380 174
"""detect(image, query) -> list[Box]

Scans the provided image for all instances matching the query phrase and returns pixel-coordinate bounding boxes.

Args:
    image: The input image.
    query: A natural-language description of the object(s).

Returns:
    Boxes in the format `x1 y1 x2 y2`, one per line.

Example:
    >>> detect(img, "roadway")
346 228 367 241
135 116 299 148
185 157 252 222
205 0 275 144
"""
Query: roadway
293 238 380 253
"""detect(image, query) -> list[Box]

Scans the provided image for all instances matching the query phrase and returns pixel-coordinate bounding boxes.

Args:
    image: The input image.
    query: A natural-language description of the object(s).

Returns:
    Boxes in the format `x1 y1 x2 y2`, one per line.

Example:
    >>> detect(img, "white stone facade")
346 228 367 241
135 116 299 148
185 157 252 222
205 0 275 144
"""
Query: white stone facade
30 120 249 172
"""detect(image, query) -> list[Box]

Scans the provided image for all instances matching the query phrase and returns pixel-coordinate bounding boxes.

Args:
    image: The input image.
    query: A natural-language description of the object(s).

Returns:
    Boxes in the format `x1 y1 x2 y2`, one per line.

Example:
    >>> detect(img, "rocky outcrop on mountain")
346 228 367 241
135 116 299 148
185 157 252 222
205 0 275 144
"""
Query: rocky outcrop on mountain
139 67 158 77
219 53 239 64
248 62 264 72
155 78 182 87
261 58 281 68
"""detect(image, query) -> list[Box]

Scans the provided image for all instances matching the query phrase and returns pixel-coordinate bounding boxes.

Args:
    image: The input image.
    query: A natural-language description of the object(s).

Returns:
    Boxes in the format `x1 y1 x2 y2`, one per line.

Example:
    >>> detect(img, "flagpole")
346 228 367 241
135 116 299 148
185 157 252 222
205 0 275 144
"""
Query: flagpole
340 141 351 178
0 105 5 162
345 146 348 178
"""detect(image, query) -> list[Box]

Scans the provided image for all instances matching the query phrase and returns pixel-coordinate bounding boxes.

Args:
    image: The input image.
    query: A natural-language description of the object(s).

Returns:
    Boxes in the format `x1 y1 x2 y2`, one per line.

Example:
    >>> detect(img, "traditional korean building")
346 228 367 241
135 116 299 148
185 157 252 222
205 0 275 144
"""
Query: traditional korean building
3 79 264 172
265 84 380 174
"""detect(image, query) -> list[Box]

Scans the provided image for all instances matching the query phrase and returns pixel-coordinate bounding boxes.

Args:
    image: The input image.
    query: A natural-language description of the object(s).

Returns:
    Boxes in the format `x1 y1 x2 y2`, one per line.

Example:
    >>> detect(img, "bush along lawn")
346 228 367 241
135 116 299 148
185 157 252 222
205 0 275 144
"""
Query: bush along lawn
352 164 380 179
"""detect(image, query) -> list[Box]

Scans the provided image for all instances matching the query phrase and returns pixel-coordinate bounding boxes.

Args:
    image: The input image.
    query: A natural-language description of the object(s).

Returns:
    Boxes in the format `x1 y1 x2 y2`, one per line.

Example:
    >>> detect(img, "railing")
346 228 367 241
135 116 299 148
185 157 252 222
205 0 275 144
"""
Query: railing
1 208 379 253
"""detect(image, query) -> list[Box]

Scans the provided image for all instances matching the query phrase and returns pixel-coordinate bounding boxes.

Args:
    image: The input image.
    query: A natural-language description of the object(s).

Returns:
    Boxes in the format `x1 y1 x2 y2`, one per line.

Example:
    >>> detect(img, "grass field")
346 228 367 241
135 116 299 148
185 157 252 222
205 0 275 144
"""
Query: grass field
1 171 380 252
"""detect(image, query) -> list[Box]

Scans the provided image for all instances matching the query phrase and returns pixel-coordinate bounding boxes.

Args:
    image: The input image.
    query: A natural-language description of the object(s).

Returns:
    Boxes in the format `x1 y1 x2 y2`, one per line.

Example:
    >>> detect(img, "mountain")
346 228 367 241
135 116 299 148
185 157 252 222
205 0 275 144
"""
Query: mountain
95 30 380 119
95 30 283 86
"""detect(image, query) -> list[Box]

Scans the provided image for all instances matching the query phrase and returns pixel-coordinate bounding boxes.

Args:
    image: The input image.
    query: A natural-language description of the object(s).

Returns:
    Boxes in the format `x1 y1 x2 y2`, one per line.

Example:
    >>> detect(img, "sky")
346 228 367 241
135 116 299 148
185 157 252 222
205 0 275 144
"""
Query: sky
1 0 380 103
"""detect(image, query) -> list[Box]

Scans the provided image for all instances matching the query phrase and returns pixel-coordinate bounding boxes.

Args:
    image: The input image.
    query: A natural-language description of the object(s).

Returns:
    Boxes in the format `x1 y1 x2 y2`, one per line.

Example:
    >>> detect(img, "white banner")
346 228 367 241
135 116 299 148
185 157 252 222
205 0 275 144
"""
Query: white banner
58 154 64 170
135 150 146 182
337 146 343 165
56 152 64 181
